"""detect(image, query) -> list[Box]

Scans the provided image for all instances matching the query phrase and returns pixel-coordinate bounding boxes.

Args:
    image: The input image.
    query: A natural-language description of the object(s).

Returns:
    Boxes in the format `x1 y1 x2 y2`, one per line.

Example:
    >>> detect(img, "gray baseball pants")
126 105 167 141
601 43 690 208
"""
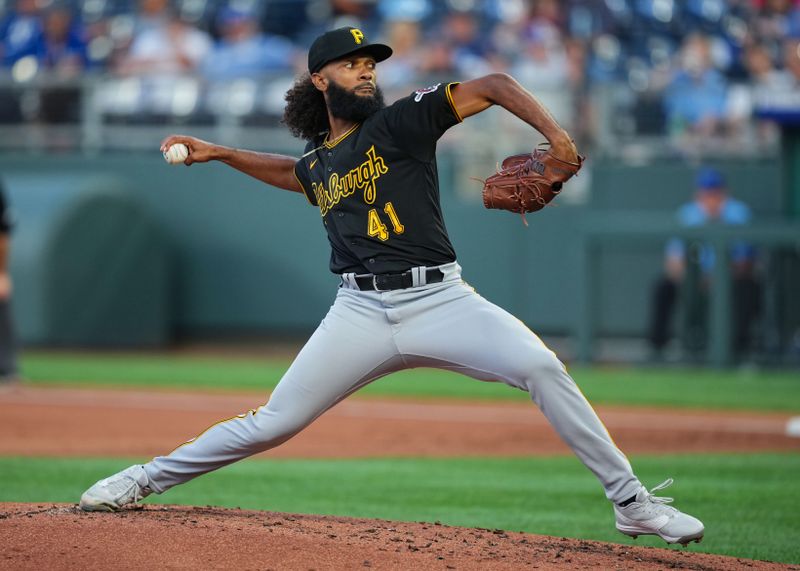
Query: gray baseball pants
144 262 641 503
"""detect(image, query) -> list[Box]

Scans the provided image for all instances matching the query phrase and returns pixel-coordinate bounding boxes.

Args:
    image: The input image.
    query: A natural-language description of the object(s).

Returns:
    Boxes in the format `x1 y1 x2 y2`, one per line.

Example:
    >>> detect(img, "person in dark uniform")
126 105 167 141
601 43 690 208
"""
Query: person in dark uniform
80 27 704 548
0 178 18 383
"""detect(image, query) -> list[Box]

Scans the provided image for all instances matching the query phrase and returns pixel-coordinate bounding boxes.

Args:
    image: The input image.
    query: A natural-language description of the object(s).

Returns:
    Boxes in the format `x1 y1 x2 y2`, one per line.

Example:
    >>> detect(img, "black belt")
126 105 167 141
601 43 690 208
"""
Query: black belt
352 268 445 291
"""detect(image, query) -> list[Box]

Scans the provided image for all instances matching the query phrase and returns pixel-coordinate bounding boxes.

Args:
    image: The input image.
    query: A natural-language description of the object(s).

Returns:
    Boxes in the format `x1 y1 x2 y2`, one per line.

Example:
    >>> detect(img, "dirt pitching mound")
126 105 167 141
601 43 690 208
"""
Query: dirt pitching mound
1 503 792 571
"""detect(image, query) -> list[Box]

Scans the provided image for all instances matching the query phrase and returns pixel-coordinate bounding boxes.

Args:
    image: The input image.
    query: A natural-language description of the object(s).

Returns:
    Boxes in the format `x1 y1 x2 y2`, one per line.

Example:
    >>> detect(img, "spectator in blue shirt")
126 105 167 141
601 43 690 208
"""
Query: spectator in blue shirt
648 167 761 360
1 2 88 74
201 7 296 81
38 5 89 74
438 9 497 78
0 0 42 67
663 34 730 139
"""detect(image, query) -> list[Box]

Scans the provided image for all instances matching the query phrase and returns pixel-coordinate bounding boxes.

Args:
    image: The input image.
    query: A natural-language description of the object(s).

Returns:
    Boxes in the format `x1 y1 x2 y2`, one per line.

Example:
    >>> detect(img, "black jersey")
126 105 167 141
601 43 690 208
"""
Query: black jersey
294 82 463 275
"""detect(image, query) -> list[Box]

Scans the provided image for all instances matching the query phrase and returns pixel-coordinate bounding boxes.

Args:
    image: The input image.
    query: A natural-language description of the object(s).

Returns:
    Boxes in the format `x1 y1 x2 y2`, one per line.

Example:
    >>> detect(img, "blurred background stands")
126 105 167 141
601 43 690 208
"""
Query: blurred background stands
0 0 798 155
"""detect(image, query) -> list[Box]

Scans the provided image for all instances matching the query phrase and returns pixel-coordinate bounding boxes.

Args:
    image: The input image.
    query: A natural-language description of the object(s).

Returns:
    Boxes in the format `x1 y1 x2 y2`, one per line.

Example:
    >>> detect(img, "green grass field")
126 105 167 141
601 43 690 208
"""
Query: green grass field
1 454 798 564
7 351 800 564
19 351 800 411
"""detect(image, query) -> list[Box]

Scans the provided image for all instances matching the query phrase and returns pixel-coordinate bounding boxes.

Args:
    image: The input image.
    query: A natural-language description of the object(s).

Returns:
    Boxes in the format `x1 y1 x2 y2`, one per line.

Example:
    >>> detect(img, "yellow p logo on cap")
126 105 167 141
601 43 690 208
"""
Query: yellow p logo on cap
350 29 364 44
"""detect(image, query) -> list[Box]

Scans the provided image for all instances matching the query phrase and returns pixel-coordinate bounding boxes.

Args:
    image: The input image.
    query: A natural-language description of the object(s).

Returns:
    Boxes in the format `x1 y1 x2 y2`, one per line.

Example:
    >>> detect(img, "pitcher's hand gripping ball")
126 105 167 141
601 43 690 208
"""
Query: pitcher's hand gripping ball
482 147 584 225
163 143 190 165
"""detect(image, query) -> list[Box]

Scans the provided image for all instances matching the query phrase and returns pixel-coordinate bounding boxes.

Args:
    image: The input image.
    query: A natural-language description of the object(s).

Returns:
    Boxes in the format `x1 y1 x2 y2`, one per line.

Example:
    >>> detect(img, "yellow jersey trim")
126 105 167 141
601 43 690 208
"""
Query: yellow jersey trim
168 406 264 454
445 82 464 123
293 164 316 205
324 123 360 149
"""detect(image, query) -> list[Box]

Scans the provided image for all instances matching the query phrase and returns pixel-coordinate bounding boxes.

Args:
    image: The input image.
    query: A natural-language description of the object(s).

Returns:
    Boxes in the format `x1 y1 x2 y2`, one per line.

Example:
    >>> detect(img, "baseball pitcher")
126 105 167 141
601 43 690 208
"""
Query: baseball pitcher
80 27 704 547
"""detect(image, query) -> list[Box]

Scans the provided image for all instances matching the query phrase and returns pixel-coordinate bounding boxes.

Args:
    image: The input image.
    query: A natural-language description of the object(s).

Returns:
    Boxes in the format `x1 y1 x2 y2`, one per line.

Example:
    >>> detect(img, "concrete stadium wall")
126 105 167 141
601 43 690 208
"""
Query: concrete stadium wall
0 152 782 345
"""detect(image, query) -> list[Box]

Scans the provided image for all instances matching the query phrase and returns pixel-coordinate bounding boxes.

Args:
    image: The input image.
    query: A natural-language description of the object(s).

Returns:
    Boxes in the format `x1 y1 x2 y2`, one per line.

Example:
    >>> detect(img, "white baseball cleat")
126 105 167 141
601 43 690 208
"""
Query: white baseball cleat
79 465 153 512
614 479 704 546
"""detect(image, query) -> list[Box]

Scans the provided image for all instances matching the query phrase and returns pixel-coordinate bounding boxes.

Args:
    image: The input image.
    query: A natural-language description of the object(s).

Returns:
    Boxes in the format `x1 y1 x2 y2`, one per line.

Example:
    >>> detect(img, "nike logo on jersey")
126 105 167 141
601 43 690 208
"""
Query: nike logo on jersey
309 158 318 169
311 145 388 216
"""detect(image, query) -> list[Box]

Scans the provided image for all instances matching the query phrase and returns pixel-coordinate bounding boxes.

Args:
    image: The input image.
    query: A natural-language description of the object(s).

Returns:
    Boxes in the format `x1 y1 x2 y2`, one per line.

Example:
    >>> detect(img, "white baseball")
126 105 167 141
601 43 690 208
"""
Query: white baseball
163 143 189 164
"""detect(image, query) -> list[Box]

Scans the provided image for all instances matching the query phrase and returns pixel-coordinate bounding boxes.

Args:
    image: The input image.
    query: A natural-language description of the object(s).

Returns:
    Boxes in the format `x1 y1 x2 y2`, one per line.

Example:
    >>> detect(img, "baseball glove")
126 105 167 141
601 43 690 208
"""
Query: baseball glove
481 147 584 225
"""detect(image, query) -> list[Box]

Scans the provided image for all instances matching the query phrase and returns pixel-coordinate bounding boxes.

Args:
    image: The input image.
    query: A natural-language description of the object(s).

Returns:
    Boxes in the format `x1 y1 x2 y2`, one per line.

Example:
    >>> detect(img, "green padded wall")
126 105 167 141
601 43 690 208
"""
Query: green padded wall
6 174 171 346
0 153 784 342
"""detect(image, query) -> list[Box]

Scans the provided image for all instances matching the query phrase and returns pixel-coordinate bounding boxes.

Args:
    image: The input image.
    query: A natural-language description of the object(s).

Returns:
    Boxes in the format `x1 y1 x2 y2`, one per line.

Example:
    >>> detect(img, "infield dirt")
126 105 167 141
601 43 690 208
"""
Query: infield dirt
0 386 797 457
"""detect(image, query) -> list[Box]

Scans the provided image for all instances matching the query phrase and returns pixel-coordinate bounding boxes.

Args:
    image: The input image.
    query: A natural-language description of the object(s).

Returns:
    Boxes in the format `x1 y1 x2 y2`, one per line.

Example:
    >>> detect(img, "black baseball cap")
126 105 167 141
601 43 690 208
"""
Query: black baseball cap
308 26 393 73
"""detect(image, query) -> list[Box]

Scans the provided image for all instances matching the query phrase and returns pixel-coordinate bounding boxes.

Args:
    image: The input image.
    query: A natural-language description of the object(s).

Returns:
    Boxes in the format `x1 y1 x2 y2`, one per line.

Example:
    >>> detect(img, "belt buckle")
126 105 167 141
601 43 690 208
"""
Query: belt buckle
373 273 403 291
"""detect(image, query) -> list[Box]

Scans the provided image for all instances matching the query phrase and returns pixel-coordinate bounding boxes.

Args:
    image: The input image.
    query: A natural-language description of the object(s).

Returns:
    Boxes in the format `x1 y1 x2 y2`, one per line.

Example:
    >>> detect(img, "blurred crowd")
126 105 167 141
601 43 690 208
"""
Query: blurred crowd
1 0 800 150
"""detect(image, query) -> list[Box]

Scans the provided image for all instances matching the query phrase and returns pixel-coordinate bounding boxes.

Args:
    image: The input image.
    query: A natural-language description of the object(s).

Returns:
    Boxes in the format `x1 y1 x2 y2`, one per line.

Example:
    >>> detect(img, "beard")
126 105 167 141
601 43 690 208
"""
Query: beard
326 79 386 123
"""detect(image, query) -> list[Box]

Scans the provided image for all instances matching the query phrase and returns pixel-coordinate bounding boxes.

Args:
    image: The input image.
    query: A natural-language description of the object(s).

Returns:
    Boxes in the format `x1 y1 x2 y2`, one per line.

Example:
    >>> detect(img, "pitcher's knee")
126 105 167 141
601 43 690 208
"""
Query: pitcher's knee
516 352 568 392
247 406 314 449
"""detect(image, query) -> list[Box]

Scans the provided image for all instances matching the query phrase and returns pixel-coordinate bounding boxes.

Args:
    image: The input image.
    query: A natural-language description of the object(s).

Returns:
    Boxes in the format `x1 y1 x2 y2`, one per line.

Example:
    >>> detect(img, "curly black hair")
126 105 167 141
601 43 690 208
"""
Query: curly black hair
282 73 329 141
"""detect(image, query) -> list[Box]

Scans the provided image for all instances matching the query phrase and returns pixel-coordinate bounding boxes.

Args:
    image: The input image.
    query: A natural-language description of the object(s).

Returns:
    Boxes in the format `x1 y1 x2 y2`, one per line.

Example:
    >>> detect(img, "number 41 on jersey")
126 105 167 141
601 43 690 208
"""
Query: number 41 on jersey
368 202 404 241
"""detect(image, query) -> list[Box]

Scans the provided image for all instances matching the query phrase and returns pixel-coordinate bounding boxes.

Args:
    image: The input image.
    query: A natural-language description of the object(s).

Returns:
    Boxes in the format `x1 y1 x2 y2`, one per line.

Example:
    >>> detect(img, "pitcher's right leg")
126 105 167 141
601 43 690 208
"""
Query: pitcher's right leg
80 288 401 510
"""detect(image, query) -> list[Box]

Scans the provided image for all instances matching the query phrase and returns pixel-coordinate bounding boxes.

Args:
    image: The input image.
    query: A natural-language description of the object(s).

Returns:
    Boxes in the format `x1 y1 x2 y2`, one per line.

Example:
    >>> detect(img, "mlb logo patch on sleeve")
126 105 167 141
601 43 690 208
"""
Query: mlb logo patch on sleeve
414 83 442 102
